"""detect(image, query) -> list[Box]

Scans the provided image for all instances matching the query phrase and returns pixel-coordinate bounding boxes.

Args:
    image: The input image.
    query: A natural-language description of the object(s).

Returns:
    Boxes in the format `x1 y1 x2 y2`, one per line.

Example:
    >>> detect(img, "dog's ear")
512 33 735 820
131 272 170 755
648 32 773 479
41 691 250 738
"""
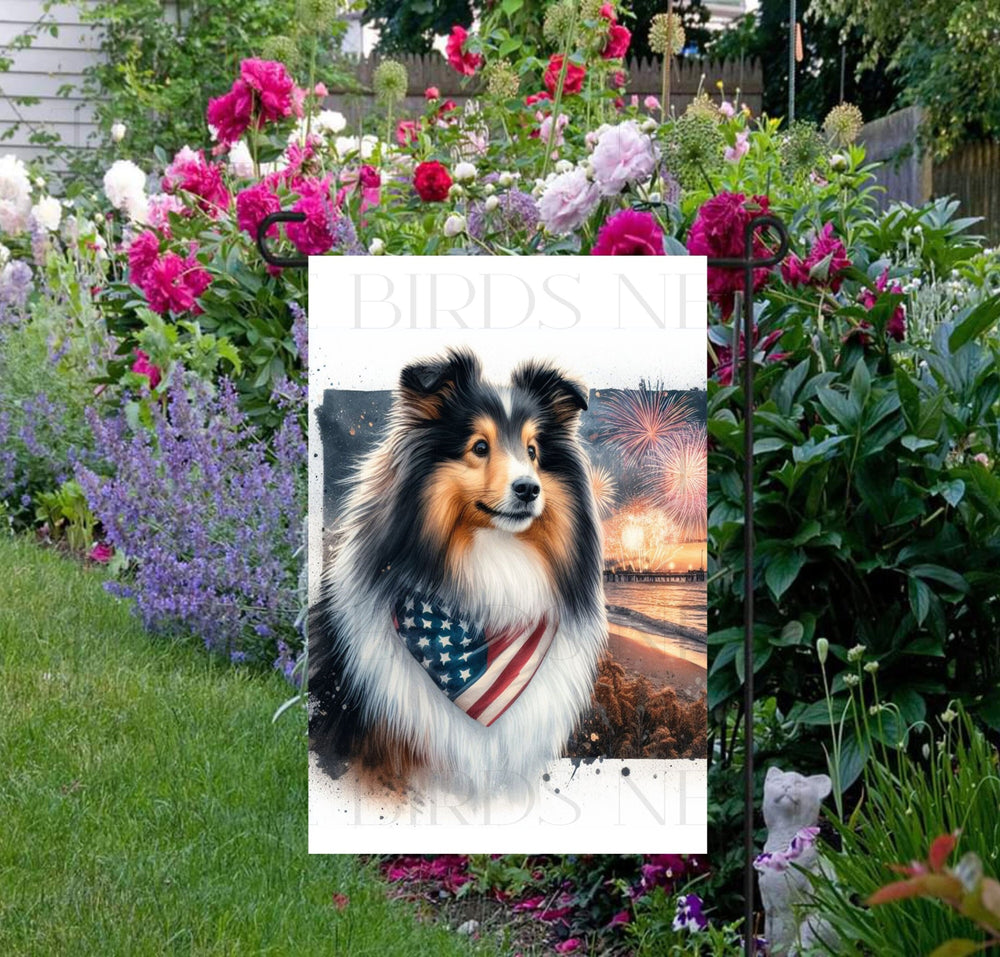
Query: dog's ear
511 360 588 424
399 348 481 418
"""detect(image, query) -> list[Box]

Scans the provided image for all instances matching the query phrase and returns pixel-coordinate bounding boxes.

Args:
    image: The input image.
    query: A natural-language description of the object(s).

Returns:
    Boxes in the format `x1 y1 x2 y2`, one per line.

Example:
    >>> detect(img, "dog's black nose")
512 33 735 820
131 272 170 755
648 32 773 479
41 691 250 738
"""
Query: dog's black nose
512 478 540 503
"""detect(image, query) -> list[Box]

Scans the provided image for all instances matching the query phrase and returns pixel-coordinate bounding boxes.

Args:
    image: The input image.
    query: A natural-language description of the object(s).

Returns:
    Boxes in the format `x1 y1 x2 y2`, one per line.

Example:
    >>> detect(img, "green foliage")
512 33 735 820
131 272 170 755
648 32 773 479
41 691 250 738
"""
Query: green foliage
628 886 746 955
34 480 96 552
707 0 901 126
365 0 477 54
806 699 1000 955
809 0 1000 156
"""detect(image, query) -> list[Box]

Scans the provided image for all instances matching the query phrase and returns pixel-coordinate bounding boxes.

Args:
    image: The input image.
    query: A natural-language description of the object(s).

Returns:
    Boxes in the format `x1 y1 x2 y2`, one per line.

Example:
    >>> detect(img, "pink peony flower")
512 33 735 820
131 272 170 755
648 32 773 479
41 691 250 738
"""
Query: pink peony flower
644 94 661 111
781 222 851 293
130 349 162 389
446 26 482 76
590 120 659 196
144 192 185 234
712 327 788 385
142 252 212 315
724 129 750 163
89 542 114 563
687 192 773 318
425 86 440 100
544 55 586 96
858 266 906 341
608 910 631 927
719 100 736 118
599 3 616 18
396 119 420 147
286 191 338 255
554 941 582 954
538 167 600 235
602 23 631 59
236 181 281 239
591 208 665 255
538 112 569 151
127 230 160 288
240 58 297 124
163 147 230 216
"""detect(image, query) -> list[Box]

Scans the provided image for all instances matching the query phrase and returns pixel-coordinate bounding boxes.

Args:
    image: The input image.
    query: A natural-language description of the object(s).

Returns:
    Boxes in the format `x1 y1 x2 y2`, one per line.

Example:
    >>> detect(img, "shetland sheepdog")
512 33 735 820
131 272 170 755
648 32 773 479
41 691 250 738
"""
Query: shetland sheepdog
309 347 606 795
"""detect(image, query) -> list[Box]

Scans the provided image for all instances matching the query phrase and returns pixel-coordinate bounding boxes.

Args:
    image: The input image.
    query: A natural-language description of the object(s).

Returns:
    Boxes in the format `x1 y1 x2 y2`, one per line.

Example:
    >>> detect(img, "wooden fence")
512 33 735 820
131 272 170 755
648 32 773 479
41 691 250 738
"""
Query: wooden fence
858 106 1000 242
326 53 762 132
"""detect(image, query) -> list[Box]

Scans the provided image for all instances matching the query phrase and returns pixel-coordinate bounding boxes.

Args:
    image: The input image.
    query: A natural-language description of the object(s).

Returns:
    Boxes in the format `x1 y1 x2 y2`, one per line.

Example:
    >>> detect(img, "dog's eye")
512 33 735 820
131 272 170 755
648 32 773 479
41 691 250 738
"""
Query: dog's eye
527 444 537 461
472 439 489 457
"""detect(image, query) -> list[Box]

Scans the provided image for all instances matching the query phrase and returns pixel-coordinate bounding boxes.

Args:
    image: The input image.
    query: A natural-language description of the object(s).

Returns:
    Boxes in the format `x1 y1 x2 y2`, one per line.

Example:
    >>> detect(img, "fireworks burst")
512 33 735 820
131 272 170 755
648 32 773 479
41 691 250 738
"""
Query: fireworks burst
598 388 694 465
649 426 707 541
602 501 682 571
589 464 619 518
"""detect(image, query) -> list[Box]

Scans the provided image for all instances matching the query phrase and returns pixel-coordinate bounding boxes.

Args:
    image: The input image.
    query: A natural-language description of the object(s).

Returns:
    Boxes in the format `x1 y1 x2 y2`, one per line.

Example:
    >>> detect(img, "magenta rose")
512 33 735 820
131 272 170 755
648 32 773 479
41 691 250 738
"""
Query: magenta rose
206 79 253 145
240 58 297 123
127 230 160 288
446 26 483 76
236 181 281 239
591 209 665 255
602 23 631 59
286 191 337 256
163 147 230 216
141 252 212 315
687 192 772 318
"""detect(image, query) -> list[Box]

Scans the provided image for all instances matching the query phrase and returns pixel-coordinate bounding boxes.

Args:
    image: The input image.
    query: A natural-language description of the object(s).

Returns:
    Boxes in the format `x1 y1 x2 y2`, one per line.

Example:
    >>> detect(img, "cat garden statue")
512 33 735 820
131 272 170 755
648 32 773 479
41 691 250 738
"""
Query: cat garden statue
755 767 840 956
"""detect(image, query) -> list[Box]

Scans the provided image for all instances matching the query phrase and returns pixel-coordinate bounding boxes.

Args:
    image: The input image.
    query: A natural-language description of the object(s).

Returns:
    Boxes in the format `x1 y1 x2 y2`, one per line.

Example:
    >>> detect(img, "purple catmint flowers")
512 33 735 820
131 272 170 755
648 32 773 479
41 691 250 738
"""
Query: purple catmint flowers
76 372 306 662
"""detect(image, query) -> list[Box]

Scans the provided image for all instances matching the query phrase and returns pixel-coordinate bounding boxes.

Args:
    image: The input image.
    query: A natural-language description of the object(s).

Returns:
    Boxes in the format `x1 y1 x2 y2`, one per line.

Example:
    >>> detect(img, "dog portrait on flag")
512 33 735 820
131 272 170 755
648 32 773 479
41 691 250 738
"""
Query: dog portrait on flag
307 258 708 854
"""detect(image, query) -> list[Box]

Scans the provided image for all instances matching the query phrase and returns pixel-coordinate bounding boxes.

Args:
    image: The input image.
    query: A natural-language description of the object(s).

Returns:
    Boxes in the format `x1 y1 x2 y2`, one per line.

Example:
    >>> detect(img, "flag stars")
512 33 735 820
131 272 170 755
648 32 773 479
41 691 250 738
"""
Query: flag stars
438 634 452 648
439 652 451 664
459 668 471 682
422 618 433 629
417 636 430 649
459 620 469 631
404 597 414 611
459 651 472 661
403 616 415 629
420 657 431 669
460 635 472 647
421 601 433 614
441 619 452 630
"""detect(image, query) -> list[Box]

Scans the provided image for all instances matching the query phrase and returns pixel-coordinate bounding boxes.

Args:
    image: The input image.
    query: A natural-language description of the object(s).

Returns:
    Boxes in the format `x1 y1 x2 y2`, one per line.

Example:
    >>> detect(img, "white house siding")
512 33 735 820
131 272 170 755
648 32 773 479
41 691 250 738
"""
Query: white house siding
0 0 104 164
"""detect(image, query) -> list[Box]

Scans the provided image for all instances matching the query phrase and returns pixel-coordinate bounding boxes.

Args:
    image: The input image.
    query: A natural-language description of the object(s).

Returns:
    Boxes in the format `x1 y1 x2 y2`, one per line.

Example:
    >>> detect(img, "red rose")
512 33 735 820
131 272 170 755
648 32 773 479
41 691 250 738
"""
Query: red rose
602 23 631 59
544 55 587 96
525 91 552 107
413 161 452 202
445 26 482 76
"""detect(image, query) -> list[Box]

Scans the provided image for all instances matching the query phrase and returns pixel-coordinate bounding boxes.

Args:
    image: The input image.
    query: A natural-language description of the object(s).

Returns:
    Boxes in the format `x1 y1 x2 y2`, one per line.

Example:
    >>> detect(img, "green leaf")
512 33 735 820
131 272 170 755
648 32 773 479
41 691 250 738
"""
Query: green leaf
773 620 804 646
948 293 1000 352
909 564 969 594
765 549 806 602
901 434 937 452
850 357 871 410
929 940 982 957
498 37 522 57
908 576 931 626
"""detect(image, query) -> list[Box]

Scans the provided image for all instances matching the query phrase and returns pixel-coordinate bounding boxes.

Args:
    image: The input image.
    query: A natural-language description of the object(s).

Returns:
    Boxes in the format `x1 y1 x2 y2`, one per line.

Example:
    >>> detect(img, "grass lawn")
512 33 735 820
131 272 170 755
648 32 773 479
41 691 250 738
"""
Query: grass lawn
0 535 494 956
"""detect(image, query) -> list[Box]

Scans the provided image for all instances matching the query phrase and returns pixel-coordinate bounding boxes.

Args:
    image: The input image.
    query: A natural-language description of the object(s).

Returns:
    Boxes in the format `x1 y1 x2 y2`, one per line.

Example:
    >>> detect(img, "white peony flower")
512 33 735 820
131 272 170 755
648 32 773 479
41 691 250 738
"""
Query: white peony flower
228 140 255 178
314 110 346 135
368 237 386 255
102 159 148 220
484 195 500 212
497 171 515 188
453 161 477 183
110 122 127 143
443 213 467 238
537 167 601 235
0 154 33 234
31 195 62 232
0 242 9 266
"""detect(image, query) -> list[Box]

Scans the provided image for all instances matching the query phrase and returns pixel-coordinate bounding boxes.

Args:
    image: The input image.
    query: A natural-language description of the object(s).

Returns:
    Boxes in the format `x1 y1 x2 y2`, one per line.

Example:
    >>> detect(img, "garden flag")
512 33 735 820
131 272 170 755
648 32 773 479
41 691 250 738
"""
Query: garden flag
308 257 709 854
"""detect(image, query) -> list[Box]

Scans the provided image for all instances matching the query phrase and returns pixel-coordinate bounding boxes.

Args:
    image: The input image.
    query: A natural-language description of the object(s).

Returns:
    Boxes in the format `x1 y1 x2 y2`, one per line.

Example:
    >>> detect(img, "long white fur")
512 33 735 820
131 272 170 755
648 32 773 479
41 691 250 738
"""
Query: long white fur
320 493 607 795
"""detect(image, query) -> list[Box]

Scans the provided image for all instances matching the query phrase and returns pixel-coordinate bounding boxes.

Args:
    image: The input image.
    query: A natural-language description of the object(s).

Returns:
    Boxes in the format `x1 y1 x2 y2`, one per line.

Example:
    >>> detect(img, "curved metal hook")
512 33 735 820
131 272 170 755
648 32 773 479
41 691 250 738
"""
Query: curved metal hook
706 213 790 270
256 211 308 268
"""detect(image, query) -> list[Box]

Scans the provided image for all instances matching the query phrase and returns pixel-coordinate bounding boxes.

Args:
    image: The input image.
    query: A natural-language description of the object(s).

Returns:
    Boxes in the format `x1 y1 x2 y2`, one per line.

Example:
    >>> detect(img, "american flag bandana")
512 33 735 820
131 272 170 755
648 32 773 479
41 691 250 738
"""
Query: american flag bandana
394 593 556 727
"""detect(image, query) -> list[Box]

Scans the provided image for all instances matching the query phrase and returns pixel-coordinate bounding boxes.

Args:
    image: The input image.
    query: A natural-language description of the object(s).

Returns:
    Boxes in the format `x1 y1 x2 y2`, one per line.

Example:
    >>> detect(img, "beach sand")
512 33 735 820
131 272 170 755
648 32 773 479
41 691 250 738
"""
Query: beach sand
606 623 706 700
